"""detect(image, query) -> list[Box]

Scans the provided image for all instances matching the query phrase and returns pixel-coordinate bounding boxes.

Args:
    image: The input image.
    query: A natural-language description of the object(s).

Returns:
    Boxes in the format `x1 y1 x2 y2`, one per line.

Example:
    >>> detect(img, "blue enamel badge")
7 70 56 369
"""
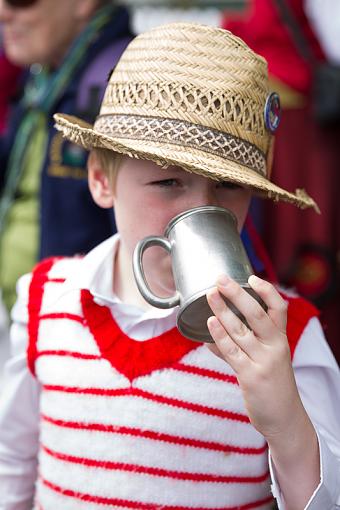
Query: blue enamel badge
264 92 281 133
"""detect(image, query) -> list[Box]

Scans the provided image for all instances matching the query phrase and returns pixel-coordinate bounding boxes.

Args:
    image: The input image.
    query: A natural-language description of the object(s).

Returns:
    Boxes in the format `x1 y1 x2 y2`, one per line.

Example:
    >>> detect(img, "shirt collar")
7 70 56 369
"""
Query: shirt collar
62 234 119 302
62 234 177 321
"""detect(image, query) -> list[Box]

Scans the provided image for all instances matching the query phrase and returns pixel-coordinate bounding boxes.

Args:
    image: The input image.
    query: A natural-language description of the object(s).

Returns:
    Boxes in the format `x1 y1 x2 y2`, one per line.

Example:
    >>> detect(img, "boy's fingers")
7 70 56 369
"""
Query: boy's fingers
207 342 225 360
248 275 288 333
215 274 287 343
207 316 247 373
206 288 261 360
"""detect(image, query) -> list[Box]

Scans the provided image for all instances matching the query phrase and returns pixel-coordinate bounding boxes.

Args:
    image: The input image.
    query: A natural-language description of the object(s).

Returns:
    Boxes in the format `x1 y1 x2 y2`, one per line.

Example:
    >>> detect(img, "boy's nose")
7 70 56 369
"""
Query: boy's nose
189 184 218 209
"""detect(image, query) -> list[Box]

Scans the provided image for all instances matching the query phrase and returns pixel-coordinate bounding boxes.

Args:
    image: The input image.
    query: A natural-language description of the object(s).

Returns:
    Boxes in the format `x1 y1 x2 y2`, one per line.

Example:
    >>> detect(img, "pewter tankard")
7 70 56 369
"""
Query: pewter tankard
133 206 265 343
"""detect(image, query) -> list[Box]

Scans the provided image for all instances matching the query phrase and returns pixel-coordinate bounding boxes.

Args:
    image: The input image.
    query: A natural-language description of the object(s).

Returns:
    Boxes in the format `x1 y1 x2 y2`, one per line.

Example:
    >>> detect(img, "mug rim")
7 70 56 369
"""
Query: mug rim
164 205 237 237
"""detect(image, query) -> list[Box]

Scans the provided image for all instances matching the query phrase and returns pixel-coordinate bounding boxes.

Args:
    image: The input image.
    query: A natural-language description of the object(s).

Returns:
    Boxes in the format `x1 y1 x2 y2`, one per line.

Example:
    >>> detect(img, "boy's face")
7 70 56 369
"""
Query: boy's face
108 156 252 297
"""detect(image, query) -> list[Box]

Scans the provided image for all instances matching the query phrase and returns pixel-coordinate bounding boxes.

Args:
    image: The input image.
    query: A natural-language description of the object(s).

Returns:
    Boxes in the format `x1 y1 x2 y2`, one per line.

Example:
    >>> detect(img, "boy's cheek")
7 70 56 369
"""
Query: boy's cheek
142 248 175 291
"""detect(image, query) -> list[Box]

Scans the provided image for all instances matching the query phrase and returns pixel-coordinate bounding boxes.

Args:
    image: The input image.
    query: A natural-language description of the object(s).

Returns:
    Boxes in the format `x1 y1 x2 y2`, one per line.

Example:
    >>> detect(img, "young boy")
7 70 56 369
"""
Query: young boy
0 23 339 510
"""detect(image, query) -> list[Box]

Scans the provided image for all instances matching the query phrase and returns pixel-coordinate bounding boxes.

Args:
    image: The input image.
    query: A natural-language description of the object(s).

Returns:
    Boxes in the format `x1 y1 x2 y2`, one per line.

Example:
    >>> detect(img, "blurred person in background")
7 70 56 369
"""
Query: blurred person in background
0 47 21 135
222 0 340 362
0 0 133 316
0 32 22 372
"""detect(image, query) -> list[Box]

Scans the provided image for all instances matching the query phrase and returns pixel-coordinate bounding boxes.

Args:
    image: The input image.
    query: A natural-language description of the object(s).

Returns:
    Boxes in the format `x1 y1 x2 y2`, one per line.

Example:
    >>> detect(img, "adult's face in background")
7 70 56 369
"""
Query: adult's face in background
0 0 101 68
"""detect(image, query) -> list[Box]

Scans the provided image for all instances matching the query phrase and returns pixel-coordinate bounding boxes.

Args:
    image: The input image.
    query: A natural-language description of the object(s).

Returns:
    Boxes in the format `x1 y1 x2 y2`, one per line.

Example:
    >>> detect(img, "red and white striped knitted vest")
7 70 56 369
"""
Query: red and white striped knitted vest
27 257 318 510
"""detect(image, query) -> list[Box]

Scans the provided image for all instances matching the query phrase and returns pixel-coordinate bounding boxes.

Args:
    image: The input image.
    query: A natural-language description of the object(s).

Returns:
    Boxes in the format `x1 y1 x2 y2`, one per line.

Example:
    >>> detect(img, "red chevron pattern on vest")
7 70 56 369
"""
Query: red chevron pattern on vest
26 257 318 509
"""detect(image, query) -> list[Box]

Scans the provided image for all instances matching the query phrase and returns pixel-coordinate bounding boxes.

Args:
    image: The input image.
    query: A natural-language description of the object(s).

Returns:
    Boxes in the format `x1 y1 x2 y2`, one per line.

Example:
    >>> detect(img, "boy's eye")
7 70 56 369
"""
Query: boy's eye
150 178 179 187
217 181 241 190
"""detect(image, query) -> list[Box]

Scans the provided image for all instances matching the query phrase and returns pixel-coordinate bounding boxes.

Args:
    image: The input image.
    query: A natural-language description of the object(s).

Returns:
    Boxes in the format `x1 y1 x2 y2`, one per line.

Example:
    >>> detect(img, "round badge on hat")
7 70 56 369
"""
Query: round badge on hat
264 92 281 133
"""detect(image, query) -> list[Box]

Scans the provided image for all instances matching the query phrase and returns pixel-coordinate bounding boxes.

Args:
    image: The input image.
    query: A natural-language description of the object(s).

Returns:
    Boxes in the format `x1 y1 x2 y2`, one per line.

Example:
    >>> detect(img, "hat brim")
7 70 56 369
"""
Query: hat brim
54 113 319 211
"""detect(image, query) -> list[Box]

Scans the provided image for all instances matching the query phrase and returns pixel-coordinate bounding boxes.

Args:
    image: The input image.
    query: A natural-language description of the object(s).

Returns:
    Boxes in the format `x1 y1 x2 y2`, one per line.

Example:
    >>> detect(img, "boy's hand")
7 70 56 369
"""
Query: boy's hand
206 274 321 508
206 274 306 441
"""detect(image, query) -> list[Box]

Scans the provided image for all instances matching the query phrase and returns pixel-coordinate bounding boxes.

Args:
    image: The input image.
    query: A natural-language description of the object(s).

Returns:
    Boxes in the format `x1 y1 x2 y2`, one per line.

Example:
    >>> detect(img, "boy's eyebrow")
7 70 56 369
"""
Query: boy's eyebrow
145 168 184 179
160 166 185 174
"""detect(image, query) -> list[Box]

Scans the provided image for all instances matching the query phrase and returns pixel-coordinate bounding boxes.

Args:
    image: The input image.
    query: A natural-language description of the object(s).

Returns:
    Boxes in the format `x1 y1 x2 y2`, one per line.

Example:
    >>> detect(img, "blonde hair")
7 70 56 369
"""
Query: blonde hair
90 148 124 189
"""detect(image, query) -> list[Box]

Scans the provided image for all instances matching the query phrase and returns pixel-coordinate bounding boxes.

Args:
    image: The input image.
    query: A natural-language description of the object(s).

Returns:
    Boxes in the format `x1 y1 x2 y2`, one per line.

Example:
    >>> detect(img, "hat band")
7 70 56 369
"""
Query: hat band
94 114 267 177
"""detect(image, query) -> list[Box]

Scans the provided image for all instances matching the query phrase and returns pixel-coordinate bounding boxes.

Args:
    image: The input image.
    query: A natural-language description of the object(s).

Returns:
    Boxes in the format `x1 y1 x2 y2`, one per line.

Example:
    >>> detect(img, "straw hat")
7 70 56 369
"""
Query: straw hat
54 22 318 211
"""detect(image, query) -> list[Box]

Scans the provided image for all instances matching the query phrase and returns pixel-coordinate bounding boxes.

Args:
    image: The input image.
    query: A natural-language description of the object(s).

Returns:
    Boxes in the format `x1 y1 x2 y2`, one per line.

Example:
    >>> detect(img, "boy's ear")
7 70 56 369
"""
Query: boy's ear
88 152 114 209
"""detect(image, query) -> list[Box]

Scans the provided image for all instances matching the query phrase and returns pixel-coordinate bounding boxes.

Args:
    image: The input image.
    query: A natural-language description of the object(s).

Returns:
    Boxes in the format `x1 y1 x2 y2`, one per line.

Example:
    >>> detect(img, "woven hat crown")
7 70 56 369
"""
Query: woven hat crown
54 22 317 210
97 22 271 163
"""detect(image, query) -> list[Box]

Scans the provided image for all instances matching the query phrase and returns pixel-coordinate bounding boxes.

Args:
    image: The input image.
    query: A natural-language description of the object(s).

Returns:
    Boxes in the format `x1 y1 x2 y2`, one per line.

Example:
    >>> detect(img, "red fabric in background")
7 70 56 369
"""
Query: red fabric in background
222 0 340 363
263 108 340 359
0 52 21 134
222 0 325 93
264 109 339 271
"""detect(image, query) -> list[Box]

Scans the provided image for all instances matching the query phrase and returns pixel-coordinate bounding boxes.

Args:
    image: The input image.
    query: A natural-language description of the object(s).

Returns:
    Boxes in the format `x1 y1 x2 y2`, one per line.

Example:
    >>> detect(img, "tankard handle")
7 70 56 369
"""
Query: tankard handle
133 236 181 309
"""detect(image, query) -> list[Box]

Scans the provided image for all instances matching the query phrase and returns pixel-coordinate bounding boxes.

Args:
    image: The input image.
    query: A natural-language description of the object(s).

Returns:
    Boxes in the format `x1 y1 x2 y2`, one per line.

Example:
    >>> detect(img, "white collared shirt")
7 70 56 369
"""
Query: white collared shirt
0 235 339 509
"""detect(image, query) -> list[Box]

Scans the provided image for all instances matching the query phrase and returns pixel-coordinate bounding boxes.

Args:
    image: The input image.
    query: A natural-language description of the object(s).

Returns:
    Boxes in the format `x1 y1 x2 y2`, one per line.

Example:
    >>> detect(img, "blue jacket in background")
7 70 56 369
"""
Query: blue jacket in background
0 6 133 261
